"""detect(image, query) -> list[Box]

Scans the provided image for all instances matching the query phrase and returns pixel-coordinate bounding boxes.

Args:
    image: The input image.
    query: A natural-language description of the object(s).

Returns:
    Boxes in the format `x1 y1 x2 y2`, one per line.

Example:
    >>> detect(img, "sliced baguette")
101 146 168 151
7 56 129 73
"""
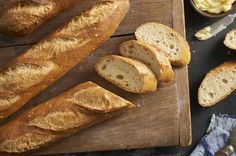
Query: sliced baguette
198 60 236 107
95 55 157 93
0 81 135 154
135 22 191 66
224 30 236 50
120 40 174 82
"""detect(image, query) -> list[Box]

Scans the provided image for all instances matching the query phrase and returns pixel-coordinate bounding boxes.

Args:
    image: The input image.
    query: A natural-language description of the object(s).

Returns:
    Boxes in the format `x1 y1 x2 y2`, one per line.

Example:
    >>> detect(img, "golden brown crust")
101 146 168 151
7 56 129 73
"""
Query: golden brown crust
0 81 135 154
0 0 80 36
0 0 130 120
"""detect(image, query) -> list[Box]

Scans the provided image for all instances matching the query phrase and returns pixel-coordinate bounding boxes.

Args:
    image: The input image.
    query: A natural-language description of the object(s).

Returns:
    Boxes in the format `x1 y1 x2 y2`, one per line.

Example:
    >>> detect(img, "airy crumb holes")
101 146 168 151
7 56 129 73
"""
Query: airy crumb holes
170 44 174 49
222 79 228 84
128 45 134 49
102 65 106 70
208 92 214 99
116 75 124 80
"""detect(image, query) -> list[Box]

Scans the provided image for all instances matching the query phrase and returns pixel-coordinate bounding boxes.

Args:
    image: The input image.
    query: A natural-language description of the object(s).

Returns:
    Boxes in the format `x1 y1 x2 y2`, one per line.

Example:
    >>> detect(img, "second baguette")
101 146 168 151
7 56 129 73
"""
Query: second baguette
0 81 135 154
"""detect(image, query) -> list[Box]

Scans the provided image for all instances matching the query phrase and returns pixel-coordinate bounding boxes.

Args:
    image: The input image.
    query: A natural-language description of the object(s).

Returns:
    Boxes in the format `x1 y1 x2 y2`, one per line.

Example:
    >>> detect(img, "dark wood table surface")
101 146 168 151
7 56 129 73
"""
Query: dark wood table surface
53 0 236 155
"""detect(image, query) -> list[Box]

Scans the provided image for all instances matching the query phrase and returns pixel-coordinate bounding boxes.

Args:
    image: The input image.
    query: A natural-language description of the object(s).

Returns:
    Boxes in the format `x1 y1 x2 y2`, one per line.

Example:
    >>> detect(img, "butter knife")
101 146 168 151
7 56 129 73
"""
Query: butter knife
215 128 236 156
195 13 236 41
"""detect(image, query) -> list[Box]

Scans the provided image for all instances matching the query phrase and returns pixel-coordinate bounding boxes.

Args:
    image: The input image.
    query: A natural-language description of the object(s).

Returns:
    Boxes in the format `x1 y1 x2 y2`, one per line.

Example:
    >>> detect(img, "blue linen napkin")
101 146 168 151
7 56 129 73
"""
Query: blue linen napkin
190 114 236 156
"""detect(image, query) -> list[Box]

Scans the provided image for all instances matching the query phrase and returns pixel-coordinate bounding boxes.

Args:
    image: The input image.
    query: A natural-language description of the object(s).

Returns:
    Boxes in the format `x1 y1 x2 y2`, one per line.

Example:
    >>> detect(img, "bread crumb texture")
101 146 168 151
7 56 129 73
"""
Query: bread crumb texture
0 61 56 93
198 60 236 106
67 85 130 112
224 30 236 50
135 22 190 65
0 133 56 153
28 111 90 131
120 40 174 81
96 55 157 93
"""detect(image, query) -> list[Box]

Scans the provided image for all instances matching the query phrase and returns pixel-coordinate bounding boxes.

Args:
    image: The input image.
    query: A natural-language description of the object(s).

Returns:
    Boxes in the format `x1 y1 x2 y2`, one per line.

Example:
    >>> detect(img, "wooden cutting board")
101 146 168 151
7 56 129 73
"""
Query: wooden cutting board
0 0 192 155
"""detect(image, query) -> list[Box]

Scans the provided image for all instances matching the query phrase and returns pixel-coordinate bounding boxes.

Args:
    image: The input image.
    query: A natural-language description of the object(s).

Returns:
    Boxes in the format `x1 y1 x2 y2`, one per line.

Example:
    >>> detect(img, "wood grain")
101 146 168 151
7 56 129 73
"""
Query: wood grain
0 0 192 154
172 0 192 146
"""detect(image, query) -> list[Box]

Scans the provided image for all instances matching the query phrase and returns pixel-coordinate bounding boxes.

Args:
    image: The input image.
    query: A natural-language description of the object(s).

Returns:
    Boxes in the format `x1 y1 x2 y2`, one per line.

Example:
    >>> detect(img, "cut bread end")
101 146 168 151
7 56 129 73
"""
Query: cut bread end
224 30 236 50
198 60 236 107
120 40 174 82
95 55 157 93
135 22 191 66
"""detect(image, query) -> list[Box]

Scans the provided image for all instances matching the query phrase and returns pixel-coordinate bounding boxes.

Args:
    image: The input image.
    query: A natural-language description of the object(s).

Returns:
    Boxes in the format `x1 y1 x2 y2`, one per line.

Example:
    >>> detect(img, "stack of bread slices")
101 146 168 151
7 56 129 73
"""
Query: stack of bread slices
96 22 191 93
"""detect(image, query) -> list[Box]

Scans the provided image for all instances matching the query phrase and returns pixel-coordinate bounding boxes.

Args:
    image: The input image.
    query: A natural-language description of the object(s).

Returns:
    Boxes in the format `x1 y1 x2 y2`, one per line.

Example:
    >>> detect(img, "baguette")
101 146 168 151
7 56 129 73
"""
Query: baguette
224 29 236 50
120 40 174 82
0 0 130 120
0 0 80 36
135 22 191 66
0 81 135 154
198 60 236 107
95 55 157 93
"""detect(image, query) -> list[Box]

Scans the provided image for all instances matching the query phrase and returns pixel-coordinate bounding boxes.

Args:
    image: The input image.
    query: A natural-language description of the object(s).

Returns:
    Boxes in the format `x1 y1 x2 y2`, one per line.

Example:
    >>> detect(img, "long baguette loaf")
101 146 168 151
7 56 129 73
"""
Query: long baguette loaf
0 0 130 120
0 0 80 36
0 81 135 154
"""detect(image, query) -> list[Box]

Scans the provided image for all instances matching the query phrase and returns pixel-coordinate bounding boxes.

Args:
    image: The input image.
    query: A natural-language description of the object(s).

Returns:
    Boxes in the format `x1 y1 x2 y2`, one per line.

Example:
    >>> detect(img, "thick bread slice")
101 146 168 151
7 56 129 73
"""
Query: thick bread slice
95 55 157 93
0 0 130 121
224 30 236 50
198 60 236 107
120 40 174 82
0 81 135 154
135 22 191 66
0 0 79 36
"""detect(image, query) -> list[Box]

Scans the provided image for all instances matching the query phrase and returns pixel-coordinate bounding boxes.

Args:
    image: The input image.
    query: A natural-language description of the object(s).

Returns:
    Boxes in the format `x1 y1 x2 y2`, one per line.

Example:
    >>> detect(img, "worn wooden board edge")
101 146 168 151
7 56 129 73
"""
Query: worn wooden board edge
172 0 192 146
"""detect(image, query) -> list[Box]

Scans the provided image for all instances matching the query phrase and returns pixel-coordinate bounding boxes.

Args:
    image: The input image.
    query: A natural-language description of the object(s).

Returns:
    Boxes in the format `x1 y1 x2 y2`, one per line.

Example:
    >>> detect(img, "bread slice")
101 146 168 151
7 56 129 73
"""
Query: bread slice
135 22 191 66
198 60 236 107
95 55 157 93
224 30 236 50
120 40 174 82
